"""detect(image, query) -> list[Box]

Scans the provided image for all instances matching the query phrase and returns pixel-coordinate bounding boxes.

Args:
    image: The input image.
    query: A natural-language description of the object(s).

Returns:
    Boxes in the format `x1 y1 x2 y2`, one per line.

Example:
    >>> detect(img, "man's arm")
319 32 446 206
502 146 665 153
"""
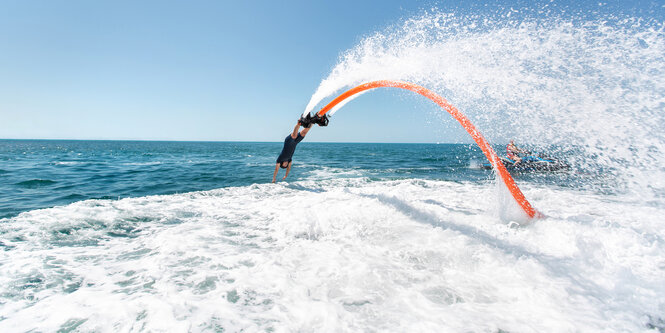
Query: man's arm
283 162 292 180
291 121 301 139
272 164 279 183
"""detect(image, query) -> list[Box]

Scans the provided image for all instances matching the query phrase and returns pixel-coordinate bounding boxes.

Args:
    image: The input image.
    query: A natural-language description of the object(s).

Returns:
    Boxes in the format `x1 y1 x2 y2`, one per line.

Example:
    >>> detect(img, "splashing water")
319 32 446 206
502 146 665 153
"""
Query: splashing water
3 8 665 332
305 11 665 199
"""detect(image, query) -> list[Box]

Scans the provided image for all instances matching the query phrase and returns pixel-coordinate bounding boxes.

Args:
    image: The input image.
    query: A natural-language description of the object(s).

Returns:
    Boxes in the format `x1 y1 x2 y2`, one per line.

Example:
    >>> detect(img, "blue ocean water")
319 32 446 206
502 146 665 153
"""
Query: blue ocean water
0 139 514 219
2 139 663 332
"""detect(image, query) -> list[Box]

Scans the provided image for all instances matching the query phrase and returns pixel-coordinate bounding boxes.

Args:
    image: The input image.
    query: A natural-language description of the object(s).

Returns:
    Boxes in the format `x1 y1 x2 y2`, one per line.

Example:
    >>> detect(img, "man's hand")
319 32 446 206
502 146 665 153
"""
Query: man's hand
282 175 287 180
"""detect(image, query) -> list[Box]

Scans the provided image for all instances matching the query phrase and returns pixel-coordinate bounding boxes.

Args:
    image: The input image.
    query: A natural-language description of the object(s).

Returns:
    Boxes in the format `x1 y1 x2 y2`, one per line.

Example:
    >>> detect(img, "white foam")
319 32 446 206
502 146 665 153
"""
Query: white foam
1 179 664 331
53 161 83 166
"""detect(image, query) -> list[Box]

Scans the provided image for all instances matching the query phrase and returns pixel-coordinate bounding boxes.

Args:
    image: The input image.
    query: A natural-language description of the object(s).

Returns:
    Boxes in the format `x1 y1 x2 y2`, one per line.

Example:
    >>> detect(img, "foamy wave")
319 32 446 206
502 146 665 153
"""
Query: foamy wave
53 161 83 166
1 179 663 331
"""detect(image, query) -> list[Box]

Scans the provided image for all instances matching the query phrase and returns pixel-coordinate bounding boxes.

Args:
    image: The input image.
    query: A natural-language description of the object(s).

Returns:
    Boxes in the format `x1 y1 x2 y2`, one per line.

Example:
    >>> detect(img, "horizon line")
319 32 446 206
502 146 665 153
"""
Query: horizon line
0 138 477 145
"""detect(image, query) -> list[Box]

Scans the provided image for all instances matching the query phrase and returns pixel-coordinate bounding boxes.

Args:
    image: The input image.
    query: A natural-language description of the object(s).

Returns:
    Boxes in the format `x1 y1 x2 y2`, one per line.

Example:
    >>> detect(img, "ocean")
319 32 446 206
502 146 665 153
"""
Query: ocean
0 140 500 219
1 139 663 331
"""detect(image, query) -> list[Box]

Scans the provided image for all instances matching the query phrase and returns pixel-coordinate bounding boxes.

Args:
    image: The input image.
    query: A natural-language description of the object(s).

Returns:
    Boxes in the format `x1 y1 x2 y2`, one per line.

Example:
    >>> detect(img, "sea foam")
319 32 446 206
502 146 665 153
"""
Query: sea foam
1 178 664 331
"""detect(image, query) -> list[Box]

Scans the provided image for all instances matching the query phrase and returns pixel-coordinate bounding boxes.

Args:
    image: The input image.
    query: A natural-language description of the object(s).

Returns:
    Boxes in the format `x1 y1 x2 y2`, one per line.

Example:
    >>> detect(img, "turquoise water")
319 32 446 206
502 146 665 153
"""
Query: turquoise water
2 139 663 332
0 140 506 219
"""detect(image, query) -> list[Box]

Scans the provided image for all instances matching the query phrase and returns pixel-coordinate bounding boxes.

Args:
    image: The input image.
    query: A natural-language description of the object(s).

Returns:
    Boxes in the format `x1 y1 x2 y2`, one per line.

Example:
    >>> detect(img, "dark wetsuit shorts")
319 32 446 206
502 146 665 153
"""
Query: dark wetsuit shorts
276 133 304 164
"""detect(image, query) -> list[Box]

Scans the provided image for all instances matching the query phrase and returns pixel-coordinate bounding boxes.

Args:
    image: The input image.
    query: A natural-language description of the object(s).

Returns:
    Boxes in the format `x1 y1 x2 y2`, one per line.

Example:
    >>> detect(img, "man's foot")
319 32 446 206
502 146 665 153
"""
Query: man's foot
313 113 329 127
299 114 313 128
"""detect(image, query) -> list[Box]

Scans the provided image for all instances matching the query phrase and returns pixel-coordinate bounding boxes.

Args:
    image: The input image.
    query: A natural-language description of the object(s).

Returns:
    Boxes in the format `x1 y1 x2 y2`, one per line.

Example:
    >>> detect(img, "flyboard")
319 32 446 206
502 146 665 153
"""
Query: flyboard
303 80 543 220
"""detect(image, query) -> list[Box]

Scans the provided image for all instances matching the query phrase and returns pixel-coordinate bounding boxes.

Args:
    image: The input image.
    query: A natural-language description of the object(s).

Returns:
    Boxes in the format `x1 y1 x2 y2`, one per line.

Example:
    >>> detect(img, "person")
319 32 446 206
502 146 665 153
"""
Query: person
272 119 313 183
506 140 528 164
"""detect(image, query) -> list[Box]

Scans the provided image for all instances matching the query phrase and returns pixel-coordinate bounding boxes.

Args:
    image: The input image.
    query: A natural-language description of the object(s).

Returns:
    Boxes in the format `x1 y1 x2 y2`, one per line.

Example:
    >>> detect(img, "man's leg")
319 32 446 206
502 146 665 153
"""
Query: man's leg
283 161 292 180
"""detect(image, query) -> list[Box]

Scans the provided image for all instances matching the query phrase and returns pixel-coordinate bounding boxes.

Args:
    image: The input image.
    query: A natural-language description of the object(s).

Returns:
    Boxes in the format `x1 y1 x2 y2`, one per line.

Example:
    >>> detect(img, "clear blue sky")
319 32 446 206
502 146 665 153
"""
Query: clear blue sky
0 0 661 142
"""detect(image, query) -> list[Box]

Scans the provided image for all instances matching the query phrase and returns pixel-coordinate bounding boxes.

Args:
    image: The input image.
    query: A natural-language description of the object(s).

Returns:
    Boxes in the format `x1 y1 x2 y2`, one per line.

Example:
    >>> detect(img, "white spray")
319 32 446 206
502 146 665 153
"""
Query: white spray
305 11 665 199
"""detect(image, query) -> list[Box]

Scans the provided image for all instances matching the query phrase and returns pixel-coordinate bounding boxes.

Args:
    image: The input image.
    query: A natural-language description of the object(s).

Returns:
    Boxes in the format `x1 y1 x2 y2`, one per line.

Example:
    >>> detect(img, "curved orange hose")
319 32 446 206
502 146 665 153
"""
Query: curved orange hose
316 80 542 219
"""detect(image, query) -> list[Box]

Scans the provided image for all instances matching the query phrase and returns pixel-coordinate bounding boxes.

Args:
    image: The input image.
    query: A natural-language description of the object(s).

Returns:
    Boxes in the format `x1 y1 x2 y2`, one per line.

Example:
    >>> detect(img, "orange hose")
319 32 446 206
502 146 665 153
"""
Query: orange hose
316 80 542 219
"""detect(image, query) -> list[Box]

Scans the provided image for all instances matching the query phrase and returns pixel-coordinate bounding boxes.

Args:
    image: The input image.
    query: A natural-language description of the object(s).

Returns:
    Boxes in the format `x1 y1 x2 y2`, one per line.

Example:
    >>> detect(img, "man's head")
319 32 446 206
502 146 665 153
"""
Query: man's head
280 161 289 169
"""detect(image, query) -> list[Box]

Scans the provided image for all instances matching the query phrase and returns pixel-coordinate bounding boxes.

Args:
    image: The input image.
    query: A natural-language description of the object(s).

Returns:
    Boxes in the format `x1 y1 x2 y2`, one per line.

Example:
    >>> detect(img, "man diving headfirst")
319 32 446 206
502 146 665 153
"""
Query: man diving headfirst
272 119 311 183
272 114 329 183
